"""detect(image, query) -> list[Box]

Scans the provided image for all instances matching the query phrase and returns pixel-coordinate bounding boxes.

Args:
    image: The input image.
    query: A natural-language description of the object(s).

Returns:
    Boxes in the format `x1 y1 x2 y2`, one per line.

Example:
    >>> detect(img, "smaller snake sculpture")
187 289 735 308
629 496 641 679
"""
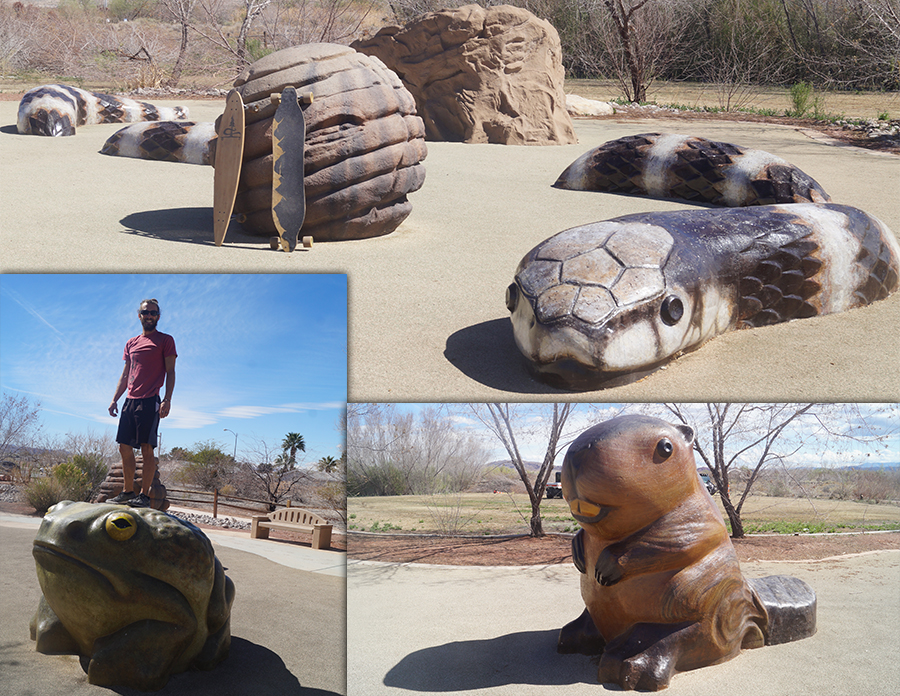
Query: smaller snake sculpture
507 134 900 390
17 84 188 137
101 121 216 165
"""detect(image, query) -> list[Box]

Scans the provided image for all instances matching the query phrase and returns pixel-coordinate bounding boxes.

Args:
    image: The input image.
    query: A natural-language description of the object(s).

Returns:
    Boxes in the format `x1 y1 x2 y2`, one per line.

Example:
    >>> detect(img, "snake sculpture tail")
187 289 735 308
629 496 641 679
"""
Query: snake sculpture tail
508 133 900 390
17 84 188 136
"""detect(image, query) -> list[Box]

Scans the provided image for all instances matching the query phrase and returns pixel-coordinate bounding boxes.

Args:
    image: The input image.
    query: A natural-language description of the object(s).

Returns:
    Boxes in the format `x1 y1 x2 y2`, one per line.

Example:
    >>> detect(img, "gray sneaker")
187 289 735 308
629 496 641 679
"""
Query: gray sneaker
126 493 151 508
109 490 136 504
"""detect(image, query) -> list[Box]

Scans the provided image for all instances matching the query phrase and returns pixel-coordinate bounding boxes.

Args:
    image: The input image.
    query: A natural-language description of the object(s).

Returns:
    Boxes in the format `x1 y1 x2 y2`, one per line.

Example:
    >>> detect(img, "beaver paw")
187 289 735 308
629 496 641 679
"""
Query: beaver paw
595 548 623 586
598 649 676 691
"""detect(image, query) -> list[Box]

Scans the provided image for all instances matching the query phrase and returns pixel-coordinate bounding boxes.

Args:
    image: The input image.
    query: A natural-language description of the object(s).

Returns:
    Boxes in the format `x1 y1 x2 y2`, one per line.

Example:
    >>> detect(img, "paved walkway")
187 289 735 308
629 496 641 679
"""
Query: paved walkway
347 550 900 696
1 513 346 695
2 101 897 402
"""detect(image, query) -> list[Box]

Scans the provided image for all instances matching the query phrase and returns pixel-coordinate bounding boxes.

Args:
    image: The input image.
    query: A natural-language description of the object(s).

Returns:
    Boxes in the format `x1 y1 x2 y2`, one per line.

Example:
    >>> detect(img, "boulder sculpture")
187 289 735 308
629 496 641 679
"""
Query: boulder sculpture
352 5 577 145
211 43 427 241
559 415 816 690
95 452 168 511
31 501 235 691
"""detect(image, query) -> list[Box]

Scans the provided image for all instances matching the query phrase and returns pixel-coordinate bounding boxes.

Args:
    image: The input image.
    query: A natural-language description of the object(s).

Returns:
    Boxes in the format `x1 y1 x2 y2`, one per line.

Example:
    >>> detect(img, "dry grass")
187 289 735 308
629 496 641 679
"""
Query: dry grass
567 78 899 121
347 492 900 536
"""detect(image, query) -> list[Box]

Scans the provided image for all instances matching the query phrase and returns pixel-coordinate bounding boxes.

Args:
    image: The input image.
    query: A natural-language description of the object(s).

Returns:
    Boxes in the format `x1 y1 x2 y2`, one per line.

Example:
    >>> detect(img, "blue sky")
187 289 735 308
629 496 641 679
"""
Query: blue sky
377 403 900 469
1 274 347 465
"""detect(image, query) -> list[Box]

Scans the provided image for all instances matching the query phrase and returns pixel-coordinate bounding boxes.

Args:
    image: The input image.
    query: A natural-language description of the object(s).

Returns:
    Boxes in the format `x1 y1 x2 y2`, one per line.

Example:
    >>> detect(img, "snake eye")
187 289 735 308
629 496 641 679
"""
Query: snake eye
660 295 684 325
105 512 137 541
656 438 674 460
506 283 519 312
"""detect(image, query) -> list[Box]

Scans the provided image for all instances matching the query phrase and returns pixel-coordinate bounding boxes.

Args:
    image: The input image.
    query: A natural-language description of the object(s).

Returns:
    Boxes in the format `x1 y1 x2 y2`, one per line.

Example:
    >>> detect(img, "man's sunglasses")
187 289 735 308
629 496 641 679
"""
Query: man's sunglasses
140 310 159 316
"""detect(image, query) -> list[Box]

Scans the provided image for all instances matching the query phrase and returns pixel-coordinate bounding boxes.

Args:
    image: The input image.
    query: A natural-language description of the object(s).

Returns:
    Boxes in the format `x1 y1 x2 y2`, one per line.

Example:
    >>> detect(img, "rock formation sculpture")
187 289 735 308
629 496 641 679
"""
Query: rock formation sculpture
95 452 168 511
353 4 577 145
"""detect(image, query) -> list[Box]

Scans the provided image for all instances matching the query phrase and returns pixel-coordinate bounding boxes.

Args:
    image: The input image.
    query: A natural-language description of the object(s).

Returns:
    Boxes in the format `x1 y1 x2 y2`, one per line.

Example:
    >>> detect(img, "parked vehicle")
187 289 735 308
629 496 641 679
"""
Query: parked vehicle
546 468 563 498
698 471 717 495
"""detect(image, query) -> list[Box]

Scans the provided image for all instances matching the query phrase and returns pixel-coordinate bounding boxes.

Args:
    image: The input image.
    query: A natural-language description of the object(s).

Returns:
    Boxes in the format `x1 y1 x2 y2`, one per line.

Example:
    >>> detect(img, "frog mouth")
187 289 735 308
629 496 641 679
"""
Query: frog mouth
33 542 116 592
568 498 614 525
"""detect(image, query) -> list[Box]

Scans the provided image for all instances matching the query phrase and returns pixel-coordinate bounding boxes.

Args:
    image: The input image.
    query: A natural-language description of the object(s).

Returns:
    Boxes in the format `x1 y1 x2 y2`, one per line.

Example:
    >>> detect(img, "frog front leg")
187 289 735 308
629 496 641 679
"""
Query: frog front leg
31 596 80 654
86 619 194 691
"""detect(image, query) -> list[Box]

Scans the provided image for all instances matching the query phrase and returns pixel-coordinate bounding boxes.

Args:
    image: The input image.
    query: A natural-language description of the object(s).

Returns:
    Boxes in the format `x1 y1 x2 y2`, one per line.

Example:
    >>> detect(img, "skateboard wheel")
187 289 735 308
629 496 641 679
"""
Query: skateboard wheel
270 93 281 105
269 236 280 250
302 236 313 248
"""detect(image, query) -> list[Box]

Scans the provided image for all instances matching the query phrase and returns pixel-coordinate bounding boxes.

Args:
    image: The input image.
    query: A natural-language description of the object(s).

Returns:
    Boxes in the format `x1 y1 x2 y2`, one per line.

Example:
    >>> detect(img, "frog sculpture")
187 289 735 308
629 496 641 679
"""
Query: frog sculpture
31 501 235 691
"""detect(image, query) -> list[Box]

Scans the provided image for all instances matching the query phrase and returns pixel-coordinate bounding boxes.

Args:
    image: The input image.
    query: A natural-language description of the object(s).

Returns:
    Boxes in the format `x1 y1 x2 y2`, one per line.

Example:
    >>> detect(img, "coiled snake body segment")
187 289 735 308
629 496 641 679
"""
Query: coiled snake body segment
509 134 900 390
17 84 188 137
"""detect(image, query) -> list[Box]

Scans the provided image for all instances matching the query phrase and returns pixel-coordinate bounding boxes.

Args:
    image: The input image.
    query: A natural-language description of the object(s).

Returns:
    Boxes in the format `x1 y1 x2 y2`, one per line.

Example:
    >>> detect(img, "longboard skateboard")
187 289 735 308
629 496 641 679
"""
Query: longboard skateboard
212 90 245 246
271 87 314 252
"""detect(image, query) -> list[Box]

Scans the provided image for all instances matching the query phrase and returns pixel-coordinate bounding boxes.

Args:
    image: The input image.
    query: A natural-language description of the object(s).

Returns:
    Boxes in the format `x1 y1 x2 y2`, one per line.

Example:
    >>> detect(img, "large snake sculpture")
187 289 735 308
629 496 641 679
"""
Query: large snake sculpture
17 84 188 136
507 133 900 390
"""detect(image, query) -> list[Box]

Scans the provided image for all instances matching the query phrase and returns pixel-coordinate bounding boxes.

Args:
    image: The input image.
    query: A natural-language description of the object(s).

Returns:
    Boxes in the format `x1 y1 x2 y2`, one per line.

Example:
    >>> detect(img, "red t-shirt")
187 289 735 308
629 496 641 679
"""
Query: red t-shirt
123 331 177 399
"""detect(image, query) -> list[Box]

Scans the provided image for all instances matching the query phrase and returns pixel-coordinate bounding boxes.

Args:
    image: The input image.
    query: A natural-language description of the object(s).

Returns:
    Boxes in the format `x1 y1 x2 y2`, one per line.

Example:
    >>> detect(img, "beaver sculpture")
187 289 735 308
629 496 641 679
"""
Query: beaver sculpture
558 415 815 690
31 501 235 691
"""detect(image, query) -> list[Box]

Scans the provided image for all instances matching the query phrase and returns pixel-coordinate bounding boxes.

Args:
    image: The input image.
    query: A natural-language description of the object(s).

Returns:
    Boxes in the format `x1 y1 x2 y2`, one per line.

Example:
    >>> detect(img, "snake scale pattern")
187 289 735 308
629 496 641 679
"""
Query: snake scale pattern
508 133 900 390
17 84 188 136
101 121 216 165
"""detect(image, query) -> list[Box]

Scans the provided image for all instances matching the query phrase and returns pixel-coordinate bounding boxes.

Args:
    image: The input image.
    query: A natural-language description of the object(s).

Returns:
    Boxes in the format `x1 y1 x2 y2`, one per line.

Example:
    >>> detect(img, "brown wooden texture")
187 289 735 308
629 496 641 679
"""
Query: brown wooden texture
212 90 245 246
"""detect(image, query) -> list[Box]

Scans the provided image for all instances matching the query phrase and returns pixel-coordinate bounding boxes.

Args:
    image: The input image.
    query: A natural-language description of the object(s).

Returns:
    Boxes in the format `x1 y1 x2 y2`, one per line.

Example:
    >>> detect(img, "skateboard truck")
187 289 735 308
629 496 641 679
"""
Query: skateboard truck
271 88 314 252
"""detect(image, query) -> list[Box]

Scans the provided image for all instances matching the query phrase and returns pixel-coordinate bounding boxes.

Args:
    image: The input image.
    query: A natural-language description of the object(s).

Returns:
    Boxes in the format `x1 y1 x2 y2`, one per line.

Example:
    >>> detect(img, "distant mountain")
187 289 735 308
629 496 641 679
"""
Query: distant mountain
839 462 900 471
485 459 546 472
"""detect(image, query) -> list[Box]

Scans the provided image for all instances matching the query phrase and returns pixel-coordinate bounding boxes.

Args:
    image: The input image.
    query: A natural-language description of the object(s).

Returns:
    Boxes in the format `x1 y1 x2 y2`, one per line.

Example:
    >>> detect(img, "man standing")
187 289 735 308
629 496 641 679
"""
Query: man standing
108 299 176 508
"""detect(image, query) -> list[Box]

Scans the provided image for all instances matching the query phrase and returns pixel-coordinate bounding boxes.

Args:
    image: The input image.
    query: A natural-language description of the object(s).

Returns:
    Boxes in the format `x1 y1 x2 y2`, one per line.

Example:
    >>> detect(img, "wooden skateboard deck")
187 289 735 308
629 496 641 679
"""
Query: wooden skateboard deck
271 87 313 252
212 90 245 246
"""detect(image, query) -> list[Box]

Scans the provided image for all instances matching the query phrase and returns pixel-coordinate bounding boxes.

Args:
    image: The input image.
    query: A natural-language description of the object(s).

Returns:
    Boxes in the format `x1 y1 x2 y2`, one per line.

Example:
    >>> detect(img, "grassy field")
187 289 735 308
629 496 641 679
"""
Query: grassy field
347 492 900 536
566 79 899 121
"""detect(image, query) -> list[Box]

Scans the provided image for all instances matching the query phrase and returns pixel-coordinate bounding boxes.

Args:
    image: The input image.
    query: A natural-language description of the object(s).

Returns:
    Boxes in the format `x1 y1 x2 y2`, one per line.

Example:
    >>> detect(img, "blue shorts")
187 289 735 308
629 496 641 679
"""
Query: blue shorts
116 396 160 448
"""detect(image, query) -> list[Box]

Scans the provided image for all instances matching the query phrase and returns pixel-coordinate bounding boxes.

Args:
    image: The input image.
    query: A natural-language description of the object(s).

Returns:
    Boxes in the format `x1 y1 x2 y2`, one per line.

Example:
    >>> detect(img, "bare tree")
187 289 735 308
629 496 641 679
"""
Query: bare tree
193 0 271 70
347 404 489 498
0 392 42 462
468 403 579 537
244 438 310 510
598 0 688 102
650 403 896 538
157 0 198 86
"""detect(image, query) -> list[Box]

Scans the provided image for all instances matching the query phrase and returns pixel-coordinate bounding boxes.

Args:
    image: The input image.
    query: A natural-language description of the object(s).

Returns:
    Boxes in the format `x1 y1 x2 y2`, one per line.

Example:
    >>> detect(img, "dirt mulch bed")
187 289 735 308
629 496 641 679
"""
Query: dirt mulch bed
348 531 900 566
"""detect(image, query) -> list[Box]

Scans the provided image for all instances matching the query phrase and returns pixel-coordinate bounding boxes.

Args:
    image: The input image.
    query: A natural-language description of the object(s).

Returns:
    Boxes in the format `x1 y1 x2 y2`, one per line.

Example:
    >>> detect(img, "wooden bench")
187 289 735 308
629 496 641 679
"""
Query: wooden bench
250 508 333 549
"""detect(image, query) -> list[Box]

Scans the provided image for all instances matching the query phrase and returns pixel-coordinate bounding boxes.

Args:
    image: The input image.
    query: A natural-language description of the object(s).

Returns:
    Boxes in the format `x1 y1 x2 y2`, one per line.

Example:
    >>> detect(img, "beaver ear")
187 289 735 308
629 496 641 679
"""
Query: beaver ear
675 424 694 445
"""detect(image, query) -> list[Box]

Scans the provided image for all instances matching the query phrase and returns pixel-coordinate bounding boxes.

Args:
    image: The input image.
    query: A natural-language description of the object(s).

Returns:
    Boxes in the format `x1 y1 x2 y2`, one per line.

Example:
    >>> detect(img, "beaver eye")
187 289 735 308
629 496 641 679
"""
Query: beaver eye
105 512 137 541
660 295 684 325
656 438 674 460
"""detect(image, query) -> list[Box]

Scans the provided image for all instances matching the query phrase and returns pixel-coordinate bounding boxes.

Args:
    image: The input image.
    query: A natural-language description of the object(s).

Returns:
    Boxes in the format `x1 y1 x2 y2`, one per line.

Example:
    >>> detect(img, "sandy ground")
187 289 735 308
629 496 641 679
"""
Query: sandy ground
1 100 899 401
347 549 900 696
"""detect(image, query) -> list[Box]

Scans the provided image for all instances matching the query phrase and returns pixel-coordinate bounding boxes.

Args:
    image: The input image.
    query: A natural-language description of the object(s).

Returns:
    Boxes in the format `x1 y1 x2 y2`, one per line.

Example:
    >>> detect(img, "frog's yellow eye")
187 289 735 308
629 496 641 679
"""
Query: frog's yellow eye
105 512 137 541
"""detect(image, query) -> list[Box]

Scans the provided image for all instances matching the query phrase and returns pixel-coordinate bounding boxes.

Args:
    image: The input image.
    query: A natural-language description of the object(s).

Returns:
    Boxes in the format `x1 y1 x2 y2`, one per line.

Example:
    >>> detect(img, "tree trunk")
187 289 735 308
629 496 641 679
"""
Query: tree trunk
530 502 545 537
169 23 189 87
720 490 744 538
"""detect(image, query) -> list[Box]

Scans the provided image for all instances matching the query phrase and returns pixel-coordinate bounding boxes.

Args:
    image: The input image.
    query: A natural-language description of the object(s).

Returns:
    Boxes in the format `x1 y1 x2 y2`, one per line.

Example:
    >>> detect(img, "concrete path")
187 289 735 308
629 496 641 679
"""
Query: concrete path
1 513 346 695
2 101 897 402
347 551 900 696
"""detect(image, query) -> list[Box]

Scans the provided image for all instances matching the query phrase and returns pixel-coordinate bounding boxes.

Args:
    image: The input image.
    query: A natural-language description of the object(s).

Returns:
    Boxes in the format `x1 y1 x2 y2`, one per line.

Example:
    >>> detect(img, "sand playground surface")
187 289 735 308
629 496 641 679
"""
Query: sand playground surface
1 100 898 402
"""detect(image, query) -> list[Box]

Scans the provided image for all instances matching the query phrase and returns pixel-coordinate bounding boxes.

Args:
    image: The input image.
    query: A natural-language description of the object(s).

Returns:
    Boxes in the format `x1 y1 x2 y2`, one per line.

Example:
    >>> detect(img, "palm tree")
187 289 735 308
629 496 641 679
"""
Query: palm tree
317 455 339 473
281 433 306 465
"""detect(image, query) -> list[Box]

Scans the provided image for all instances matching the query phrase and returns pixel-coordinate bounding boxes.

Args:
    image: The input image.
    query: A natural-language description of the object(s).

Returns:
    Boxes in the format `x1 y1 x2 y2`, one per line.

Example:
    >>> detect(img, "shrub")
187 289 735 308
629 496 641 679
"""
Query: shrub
24 459 96 514
24 477 66 515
